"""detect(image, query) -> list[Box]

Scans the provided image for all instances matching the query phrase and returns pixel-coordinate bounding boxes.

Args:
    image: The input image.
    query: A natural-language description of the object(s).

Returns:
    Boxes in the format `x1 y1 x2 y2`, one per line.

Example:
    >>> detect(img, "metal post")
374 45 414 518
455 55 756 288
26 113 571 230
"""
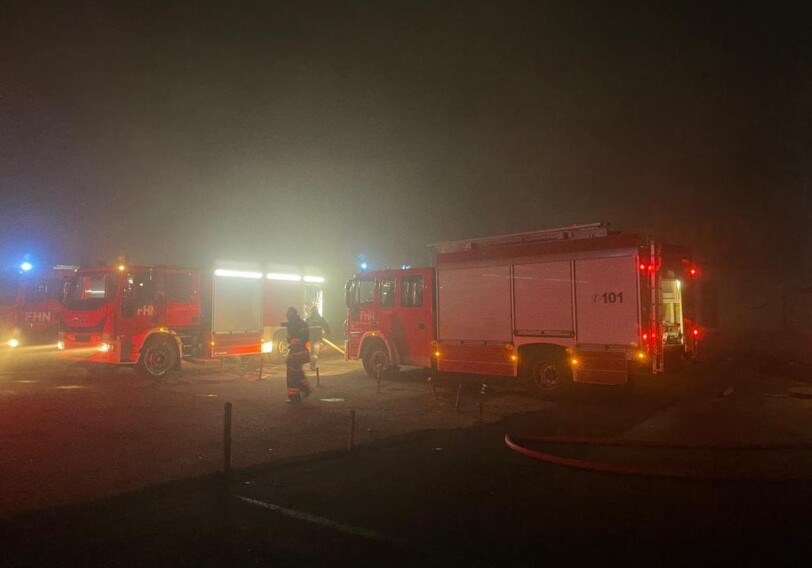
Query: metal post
454 381 463 412
347 410 356 451
478 383 487 423
257 356 264 381
220 357 225 373
316 367 320 388
376 366 381 393
223 402 232 475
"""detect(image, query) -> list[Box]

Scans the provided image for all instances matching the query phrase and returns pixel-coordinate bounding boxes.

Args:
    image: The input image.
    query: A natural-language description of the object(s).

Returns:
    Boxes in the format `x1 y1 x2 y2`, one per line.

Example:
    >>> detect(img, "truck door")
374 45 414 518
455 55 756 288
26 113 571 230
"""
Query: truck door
345 277 376 358
164 270 200 328
574 255 640 346
120 271 159 340
392 271 434 367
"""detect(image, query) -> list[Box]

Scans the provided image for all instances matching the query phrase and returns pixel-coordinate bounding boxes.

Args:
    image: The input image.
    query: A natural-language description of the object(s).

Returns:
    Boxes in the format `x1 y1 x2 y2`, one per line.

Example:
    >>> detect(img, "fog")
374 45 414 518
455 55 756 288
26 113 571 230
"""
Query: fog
2 1 809 332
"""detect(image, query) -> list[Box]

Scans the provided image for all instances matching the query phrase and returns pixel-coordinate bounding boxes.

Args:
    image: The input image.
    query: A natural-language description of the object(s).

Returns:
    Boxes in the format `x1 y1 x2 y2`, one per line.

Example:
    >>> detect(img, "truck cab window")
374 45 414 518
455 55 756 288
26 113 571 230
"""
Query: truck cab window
357 279 375 305
380 278 396 307
401 276 424 307
126 273 157 304
24 282 49 303
167 273 194 303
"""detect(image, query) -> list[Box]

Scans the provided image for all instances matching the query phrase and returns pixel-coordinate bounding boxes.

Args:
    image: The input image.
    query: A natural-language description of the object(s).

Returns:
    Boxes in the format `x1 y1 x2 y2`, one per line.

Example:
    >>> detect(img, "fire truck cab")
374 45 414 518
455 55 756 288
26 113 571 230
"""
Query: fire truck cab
58 264 325 377
345 223 703 394
0 266 76 350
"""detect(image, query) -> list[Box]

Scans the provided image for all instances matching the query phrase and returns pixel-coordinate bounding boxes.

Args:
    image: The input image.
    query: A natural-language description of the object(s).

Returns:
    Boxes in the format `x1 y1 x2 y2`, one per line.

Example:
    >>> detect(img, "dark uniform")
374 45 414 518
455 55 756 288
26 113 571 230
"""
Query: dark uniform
305 308 330 371
285 308 311 402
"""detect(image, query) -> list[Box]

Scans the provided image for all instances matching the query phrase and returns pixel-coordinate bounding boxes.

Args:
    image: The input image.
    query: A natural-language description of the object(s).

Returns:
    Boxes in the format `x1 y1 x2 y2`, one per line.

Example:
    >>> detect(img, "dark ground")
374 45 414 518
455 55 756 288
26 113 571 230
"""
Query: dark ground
1 350 811 567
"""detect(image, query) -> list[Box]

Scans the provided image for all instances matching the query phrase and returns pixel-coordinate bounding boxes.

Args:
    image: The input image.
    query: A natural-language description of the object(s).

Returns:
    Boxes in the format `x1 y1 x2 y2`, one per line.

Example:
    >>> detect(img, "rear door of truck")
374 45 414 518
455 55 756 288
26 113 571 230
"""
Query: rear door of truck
573 253 640 384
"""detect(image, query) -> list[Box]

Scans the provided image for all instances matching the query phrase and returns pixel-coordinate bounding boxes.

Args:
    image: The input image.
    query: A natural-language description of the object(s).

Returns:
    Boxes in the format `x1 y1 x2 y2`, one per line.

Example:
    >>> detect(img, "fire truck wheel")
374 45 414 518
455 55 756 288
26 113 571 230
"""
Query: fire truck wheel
524 354 571 396
362 342 390 379
267 331 289 364
136 336 178 379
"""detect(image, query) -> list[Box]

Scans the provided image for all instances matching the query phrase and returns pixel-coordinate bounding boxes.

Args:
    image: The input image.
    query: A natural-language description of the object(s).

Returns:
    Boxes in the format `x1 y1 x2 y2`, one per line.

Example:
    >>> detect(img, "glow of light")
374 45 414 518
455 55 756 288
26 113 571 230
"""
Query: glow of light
303 276 325 283
434 351 441 358
510 354 518 362
7 338 19 348
692 327 701 337
261 341 273 353
636 351 647 360
98 342 112 353
20 262 33 272
266 273 302 281
570 358 579 366
215 269 263 279
676 280 681 289
57 340 65 350
360 262 368 270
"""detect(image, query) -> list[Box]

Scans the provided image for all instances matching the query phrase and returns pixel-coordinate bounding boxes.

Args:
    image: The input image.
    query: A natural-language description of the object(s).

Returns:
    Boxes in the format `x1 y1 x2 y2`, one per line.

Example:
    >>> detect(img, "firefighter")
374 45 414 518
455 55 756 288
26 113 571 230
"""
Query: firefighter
285 307 311 403
305 306 331 371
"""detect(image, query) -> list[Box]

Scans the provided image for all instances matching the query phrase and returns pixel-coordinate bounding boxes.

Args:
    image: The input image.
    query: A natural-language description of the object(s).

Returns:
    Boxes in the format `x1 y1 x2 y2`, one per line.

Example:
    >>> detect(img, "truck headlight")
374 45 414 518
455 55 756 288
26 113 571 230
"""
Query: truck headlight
57 340 65 350
98 342 112 353
7 338 19 348
261 341 273 353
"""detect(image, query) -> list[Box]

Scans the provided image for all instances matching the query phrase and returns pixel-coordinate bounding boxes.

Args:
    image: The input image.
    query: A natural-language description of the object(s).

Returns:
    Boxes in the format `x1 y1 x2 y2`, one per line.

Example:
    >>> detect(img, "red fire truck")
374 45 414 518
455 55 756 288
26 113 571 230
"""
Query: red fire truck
0 265 76 350
344 223 704 393
58 264 324 377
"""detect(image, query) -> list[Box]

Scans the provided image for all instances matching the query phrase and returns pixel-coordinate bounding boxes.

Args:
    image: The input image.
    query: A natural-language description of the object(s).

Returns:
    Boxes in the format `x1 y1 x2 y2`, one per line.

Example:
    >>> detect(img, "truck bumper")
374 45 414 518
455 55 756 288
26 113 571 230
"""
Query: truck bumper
58 338 125 365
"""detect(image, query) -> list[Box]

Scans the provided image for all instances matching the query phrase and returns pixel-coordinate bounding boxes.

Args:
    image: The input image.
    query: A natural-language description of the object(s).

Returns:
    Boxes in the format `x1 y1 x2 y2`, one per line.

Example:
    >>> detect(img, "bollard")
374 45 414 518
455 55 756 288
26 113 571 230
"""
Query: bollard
376 366 382 393
477 399 483 423
223 402 232 476
257 356 264 381
347 410 356 451
220 358 225 373
316 367 320 388
454 381 463 411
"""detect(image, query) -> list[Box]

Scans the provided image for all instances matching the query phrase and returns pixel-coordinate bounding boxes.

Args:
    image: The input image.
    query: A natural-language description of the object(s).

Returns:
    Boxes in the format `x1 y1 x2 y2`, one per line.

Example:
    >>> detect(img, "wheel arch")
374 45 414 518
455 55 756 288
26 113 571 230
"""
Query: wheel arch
517 342 569 369
359 333 400 367
135 328 182 360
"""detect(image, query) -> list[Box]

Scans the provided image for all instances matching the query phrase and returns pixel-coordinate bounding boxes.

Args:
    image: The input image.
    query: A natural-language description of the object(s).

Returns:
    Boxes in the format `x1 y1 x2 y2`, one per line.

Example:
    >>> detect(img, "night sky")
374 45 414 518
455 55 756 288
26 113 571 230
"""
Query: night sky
1 1 809 329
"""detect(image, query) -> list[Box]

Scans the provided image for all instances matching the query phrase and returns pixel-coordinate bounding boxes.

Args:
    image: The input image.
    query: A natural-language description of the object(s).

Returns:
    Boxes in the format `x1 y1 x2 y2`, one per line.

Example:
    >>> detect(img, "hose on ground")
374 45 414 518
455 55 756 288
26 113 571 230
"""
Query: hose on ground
504 434 812 481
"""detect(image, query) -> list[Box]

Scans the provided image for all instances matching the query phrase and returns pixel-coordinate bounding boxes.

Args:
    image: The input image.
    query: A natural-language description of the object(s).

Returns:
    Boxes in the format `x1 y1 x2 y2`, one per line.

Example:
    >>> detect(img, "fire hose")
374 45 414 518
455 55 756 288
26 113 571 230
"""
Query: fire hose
322 337 345 355
504 434 812 481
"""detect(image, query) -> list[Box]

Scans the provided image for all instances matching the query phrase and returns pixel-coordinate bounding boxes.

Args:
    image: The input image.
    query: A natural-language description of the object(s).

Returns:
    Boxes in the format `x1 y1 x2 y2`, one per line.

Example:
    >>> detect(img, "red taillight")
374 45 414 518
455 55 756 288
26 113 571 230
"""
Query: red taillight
639 261 661 273
691 327 701 339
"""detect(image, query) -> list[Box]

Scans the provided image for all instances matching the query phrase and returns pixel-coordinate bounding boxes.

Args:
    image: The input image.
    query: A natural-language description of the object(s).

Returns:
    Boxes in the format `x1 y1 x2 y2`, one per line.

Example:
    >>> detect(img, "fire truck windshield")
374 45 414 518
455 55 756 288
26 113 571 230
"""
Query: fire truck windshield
63 272 119 311
0 278 19 305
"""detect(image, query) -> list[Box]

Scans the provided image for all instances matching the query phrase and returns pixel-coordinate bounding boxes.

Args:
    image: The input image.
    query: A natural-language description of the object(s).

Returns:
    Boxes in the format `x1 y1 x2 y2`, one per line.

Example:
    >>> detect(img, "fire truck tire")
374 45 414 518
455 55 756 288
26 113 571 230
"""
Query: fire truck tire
362 341 391 378
136 336 178 379
267 331 289 364
523 353 571 396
